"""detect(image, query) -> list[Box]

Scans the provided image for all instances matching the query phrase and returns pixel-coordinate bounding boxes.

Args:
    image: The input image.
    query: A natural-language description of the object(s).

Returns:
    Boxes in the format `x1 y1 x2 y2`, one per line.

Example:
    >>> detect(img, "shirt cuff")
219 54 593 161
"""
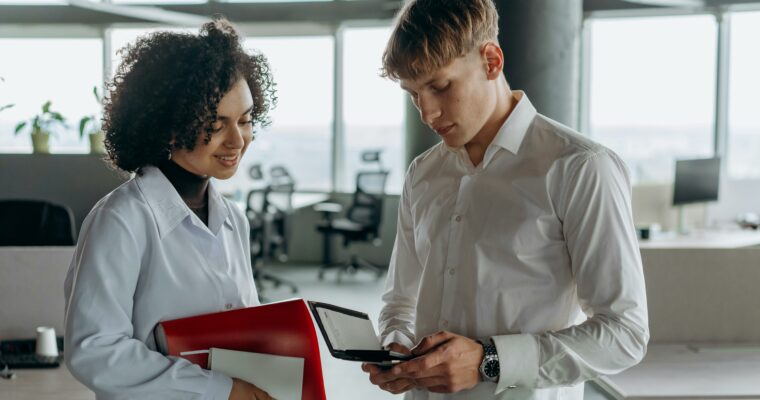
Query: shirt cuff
203 370 233 400
381 330 415 350
491 333 539 394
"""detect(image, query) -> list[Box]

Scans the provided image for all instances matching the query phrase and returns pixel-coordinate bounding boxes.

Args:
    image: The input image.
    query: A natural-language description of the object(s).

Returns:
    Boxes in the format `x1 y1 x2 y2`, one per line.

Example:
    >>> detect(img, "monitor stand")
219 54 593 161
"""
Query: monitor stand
677 205 690 235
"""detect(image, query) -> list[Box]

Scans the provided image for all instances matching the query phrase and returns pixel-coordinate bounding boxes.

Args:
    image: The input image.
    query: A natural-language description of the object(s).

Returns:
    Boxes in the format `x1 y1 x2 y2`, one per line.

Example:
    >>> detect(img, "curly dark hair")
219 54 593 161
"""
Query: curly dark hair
103 16 276 174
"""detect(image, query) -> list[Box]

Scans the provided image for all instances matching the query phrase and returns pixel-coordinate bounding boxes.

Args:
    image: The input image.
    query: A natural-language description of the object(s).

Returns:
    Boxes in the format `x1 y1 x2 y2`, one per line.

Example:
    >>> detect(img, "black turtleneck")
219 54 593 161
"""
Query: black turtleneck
158 159 210 225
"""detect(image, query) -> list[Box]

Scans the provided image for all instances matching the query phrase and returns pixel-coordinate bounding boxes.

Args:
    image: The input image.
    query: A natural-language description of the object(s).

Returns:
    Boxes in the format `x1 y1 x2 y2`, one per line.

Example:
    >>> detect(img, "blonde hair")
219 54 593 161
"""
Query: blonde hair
382 0 499 81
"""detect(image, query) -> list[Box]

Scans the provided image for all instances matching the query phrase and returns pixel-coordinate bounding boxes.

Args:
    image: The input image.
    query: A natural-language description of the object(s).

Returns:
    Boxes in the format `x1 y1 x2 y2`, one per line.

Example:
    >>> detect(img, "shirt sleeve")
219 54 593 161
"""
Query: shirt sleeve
492 150 649 393
378 164 423 350
63 206 233 400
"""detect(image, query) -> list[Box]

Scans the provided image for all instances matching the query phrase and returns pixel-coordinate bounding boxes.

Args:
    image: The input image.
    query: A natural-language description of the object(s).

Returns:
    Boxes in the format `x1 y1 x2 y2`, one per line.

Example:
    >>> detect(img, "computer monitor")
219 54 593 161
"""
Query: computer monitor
672 157 721 206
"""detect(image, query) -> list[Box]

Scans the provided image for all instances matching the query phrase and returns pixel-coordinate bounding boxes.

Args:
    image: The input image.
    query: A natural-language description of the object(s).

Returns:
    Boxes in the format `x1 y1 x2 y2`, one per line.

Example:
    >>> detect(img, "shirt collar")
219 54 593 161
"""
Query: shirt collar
136 166 232 239
490 90 536 156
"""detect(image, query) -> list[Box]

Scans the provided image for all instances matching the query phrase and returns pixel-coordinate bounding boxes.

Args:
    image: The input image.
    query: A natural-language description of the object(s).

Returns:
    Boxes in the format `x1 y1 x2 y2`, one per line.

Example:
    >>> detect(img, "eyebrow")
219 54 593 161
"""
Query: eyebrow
400 77 439 93
216 105 254 121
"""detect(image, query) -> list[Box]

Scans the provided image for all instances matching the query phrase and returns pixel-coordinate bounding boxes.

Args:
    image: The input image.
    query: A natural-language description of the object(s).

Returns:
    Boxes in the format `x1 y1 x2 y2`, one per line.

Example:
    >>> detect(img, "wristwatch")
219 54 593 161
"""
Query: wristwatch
478 340 500 382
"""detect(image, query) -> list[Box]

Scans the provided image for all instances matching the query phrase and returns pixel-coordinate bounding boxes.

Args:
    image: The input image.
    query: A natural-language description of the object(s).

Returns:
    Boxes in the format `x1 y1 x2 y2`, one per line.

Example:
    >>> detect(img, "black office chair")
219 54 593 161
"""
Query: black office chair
0 199 76 246
316 170 390 281
245 166 298 296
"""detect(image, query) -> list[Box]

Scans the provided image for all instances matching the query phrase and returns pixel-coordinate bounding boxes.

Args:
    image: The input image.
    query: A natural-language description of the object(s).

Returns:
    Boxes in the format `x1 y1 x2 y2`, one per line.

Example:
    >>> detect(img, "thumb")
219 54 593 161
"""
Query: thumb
411 331 452 355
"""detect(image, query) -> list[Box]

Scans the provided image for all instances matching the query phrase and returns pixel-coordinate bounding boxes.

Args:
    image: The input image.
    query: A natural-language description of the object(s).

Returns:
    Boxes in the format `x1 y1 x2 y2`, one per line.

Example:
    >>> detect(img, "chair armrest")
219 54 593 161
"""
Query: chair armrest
313 202 343 214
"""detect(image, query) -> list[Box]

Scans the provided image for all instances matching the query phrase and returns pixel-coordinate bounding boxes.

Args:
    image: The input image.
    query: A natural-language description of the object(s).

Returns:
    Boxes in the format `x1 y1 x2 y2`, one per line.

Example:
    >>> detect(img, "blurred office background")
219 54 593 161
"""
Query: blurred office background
2 1 760 399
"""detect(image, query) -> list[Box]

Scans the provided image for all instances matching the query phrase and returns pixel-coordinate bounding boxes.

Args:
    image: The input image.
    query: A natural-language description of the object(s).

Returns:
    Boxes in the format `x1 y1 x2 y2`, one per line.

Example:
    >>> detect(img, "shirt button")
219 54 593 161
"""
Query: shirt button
448 268 455 276
225 303 233 310
454 215 462 222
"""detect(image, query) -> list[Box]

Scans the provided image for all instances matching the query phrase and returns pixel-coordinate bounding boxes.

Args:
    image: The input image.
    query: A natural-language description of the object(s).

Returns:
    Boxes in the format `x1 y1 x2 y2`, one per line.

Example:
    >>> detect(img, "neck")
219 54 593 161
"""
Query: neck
465 79 516 167
158 160 210 207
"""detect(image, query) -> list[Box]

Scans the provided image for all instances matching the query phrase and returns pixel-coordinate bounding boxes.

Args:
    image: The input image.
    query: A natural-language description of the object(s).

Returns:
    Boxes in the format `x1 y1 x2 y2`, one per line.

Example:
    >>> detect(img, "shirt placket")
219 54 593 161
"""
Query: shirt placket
439 173 471 332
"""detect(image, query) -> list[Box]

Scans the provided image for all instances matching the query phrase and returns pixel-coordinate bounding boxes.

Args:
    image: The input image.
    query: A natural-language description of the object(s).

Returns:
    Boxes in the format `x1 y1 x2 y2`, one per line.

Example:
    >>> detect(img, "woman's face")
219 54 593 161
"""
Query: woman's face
171 78 255 180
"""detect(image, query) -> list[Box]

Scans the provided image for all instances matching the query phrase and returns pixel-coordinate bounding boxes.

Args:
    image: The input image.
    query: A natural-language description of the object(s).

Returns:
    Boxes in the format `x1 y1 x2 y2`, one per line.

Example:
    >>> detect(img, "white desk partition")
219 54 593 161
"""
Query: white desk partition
0 246 75 340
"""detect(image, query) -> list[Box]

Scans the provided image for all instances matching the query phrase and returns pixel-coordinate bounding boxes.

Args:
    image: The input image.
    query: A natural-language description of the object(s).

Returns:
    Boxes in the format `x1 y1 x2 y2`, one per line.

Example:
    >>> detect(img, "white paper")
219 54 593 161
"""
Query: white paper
208 348 304 399
316 307 382 351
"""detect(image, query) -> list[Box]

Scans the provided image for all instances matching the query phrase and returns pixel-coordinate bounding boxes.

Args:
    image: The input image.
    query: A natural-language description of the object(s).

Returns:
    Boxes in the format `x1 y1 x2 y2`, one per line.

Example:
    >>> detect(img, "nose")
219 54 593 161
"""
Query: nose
417 93 441 126
224 124 247 149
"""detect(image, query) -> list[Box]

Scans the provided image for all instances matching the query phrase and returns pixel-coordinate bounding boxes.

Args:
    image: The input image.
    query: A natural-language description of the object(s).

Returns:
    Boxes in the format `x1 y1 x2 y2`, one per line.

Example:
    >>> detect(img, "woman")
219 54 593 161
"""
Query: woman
64 17 277 400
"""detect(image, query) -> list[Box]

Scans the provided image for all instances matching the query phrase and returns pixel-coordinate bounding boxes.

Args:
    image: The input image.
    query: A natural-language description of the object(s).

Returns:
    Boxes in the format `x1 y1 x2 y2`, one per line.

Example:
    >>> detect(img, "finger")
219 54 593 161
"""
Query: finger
392 351 445 376
387 342 412 355
412 331 454 355
253 387 274 400
413 374 448 390
369 369 407 386
380 378 416 395
361 363 379 373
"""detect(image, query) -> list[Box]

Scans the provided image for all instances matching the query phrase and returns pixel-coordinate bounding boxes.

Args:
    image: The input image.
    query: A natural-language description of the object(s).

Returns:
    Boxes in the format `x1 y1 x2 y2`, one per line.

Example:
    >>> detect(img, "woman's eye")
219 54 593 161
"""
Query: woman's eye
211 124 224 133
240 120 254 126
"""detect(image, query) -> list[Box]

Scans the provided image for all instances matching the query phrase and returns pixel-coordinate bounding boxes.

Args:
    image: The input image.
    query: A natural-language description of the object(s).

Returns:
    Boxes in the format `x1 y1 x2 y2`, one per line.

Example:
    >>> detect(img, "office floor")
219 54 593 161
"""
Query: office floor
259 264 401 400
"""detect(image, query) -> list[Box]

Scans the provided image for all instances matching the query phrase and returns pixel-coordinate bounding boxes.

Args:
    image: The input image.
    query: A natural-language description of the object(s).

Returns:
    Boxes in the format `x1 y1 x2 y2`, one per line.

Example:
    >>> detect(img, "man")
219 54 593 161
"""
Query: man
361 1 649 399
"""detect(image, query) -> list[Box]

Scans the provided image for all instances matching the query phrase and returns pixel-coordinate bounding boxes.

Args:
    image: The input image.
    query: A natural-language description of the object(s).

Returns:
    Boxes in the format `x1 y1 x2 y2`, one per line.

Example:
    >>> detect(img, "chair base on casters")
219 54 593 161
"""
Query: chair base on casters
318 254 385 282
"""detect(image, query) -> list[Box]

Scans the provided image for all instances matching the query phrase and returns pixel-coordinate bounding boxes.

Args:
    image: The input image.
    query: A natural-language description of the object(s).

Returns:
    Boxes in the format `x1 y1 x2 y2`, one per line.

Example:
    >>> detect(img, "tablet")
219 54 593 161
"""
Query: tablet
307 301 414 365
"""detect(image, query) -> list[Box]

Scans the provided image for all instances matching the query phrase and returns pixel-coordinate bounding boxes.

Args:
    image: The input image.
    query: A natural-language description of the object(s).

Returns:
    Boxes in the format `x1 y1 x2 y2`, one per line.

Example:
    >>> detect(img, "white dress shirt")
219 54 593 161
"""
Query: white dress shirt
379 92 649 400
64 166 259 400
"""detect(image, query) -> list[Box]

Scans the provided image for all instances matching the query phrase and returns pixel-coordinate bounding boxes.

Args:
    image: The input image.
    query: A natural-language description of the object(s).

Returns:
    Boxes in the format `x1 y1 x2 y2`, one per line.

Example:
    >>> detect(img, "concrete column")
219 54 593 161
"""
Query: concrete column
495 0 583 129
404 97 441 167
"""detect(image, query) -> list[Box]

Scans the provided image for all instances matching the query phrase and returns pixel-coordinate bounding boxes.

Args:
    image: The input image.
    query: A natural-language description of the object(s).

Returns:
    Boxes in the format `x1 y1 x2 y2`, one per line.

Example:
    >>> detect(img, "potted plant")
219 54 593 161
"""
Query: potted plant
14 101 67 154
79 86 106 154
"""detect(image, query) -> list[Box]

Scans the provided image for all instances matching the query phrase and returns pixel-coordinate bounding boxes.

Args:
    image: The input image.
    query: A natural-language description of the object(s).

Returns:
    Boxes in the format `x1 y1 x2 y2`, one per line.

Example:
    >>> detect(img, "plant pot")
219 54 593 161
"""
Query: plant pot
89 131 106 154
31 130 50 154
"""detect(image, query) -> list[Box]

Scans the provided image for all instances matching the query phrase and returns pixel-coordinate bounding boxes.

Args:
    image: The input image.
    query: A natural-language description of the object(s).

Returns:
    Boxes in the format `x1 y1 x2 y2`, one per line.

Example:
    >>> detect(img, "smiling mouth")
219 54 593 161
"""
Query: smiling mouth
215 155 238 166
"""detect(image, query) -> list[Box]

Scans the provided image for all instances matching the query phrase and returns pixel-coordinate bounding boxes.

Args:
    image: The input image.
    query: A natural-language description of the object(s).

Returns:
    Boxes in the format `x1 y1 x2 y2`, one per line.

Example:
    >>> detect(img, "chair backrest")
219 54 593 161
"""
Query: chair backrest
0 199 76 246
347 171 389 236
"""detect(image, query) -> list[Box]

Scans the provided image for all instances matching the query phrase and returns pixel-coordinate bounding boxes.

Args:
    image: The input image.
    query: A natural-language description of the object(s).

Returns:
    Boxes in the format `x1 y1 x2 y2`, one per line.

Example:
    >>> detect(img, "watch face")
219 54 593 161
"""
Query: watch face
484 359 500 379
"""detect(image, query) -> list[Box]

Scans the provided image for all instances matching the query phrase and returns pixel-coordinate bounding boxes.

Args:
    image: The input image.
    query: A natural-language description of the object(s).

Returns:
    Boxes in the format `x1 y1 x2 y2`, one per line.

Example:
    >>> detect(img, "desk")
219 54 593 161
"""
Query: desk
592 344 760 399
0 364 93 400
639 229 760 249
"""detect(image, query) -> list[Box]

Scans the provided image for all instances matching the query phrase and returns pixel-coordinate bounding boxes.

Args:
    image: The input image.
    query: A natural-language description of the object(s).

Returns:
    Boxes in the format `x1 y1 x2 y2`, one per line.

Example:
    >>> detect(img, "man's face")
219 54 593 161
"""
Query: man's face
400 48 498 148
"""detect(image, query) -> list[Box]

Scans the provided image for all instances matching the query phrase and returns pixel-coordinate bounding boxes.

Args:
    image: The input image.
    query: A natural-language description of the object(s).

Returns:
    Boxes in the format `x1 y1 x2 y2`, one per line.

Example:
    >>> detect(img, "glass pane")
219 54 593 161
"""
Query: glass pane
588 15 717 183
0 38 103 153
727 11 760 179
231 36 334 193
342 26 404 194
109 27 195 78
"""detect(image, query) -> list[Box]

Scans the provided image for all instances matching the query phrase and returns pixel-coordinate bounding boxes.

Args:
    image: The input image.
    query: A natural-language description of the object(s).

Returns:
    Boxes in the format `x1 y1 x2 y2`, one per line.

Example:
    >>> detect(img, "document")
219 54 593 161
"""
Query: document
208 347 304 399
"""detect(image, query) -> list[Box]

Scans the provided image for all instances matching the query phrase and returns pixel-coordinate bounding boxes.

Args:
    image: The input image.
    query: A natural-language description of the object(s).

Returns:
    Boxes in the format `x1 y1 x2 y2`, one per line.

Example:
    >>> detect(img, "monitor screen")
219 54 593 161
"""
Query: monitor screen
672 157 721 206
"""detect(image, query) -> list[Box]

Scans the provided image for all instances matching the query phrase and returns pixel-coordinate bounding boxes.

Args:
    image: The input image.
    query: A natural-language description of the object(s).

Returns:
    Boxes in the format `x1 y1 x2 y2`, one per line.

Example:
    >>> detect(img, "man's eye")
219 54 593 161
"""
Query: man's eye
432 83 449 92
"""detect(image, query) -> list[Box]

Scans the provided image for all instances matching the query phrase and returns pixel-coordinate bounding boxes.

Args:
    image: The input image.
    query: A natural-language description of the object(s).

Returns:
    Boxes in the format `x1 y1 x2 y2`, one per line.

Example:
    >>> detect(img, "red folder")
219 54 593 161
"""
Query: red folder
154 298 326 400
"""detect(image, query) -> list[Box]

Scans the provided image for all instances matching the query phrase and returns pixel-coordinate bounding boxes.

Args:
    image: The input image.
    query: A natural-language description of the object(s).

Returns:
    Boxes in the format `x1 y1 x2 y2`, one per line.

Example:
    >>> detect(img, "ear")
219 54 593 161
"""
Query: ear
481 42 504 80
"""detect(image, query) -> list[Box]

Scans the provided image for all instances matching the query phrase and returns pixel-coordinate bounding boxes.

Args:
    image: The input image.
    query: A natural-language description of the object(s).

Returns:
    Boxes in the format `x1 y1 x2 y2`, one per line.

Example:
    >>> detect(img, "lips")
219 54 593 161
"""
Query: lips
214 154 238 167
433 124 454 136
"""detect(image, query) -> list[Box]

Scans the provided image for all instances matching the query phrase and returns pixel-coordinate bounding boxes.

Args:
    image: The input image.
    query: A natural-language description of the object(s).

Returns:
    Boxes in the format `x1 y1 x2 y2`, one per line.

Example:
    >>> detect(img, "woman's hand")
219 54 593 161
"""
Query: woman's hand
228 377 275 400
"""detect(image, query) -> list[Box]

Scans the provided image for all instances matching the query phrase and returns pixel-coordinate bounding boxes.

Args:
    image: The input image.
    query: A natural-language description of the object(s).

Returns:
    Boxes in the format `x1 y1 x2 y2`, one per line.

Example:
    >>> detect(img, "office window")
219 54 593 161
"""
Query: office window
109 27 194 77
230 36 334 193
588 15 717 183
341 26 404 194
727 11 760 179
0 38 103 153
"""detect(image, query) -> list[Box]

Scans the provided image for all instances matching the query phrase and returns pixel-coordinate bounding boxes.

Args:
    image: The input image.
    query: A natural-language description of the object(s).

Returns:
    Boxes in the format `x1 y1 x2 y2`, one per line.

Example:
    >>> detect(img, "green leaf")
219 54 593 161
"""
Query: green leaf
0 104 13 112
79 116 91 138
93 86 101 103
51 112 66 122
14 121 27 135
42 101 51 113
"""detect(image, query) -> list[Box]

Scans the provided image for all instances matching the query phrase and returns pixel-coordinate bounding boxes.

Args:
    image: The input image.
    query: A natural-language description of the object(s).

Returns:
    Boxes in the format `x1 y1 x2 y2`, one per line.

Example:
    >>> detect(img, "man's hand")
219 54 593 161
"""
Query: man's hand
361 342 417 395
392 331 484 393
228 377 274 400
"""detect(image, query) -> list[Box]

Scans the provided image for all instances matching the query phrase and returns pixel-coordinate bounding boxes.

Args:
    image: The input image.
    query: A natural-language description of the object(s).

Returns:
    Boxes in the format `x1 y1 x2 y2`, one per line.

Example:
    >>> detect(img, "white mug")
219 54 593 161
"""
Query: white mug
35 326 59 358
